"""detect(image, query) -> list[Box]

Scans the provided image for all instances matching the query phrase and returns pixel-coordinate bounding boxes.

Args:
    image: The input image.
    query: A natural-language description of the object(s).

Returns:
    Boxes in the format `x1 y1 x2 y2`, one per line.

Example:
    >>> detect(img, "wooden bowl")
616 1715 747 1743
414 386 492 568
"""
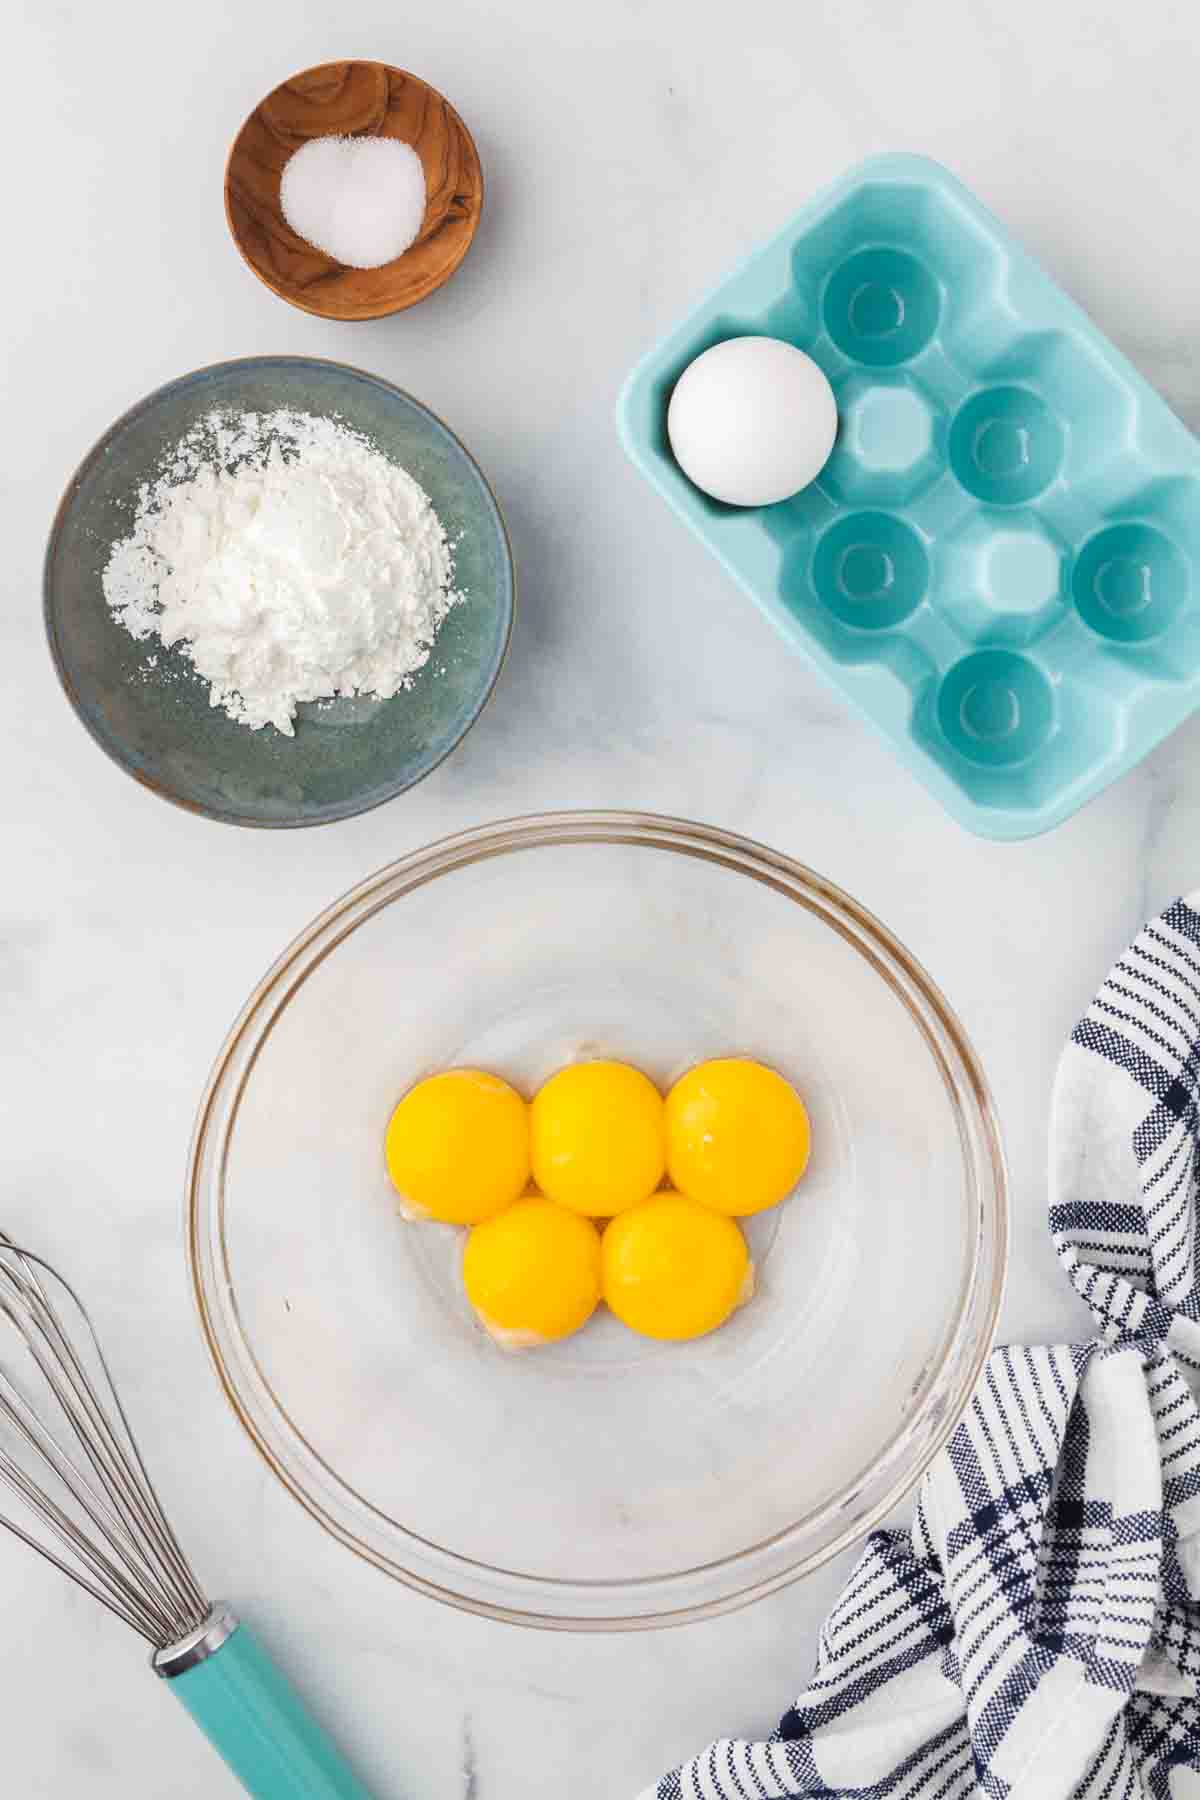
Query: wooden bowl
225 61 483 320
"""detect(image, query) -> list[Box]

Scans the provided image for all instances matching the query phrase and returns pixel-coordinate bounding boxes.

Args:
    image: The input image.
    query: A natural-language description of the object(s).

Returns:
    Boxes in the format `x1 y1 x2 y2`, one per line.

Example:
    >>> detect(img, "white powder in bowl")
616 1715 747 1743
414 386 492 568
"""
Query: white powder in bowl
280 135 426 270
102 408 461 735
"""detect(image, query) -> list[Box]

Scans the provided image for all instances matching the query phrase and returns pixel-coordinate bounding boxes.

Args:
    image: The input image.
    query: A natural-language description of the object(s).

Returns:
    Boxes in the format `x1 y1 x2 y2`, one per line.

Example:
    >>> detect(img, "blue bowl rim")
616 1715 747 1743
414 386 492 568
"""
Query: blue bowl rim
43 353 515 829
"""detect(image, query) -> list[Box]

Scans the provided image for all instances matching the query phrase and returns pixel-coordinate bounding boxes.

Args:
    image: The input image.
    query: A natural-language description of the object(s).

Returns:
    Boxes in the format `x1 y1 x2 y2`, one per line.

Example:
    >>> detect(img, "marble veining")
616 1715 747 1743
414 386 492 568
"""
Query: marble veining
3 0 1200 1793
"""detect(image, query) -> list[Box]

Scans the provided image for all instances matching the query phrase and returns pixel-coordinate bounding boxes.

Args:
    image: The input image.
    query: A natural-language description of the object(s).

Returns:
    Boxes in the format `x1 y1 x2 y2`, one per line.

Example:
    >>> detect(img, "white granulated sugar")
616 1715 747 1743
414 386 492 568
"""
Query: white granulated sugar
103 409 460 735
280 135 426 270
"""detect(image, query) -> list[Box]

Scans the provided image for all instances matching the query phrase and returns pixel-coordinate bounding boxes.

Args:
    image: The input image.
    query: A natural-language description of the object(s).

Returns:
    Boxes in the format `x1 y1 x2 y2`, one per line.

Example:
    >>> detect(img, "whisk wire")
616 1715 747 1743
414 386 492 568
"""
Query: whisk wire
0 1481 162 1640
3 1280 202 1629
0 1237 210 1648
0 1440 167 1640
0 1356 188 1638
0 1271 192 1632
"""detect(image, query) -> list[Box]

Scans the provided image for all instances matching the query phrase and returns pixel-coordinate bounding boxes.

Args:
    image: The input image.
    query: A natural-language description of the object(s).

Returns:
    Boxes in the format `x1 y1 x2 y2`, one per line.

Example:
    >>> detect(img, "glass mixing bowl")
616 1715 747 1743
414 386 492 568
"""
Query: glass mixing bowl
188 812 1007 1628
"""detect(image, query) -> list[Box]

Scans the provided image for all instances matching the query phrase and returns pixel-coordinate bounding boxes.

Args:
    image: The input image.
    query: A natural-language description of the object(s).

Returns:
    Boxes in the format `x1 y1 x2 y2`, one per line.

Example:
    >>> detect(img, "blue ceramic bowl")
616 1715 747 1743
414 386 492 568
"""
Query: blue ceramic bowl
45 356 513 827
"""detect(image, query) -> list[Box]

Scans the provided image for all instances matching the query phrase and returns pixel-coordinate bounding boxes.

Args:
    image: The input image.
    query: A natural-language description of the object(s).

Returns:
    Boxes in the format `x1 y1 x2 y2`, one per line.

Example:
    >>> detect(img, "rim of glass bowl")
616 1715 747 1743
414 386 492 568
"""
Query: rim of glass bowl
187 810 1008 1630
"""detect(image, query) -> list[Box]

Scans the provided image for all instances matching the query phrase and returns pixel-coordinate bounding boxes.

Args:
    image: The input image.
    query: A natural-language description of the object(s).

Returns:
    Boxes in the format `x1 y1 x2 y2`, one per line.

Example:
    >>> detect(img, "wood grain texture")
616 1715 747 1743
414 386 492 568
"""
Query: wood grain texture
225 61 483 320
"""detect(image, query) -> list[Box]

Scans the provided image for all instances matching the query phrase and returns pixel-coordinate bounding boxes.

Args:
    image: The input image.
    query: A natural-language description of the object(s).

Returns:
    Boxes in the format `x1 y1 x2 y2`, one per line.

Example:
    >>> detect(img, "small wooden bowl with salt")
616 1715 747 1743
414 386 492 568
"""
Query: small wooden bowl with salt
225 60 483 320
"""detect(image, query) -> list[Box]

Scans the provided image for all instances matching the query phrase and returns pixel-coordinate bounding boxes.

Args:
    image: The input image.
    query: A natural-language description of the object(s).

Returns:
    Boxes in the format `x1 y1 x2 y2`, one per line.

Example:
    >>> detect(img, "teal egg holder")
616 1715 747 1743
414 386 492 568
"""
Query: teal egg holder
618 153 1200 840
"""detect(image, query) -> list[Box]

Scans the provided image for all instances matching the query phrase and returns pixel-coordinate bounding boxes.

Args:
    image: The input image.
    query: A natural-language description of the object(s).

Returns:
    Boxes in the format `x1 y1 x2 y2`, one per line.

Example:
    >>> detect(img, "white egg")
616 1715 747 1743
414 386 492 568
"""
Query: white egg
667 336 838 507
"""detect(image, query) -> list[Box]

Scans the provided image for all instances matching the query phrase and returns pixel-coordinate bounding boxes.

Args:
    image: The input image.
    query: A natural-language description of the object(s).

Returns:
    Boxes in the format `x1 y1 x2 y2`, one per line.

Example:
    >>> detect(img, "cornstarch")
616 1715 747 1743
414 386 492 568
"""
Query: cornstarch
102 408 460 735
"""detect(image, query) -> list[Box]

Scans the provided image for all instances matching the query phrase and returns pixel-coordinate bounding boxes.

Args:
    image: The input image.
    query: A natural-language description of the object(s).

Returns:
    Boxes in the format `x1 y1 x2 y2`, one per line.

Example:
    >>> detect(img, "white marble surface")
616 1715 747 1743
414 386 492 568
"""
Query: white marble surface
4 1 1200 1792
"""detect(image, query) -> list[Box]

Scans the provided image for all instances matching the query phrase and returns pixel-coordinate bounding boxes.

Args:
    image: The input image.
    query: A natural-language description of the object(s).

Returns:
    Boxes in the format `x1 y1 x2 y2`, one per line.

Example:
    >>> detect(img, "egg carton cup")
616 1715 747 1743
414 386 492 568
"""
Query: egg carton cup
618 153 1200 840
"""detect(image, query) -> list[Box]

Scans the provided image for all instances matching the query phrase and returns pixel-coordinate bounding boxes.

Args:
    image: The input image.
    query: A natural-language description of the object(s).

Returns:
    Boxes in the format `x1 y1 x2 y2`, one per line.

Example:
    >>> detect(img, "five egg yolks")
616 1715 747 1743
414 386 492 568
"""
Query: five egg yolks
386 1056 808 1346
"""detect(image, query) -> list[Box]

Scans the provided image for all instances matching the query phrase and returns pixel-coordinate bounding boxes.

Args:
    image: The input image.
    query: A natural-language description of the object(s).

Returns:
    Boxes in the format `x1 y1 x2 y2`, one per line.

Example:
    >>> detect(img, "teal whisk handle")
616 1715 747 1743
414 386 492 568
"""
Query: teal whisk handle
155 1607 374 1799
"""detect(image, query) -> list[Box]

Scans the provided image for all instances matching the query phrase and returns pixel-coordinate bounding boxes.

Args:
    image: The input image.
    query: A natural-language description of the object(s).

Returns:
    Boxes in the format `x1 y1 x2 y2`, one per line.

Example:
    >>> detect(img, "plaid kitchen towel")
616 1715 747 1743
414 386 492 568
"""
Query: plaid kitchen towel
647 893 1200 1800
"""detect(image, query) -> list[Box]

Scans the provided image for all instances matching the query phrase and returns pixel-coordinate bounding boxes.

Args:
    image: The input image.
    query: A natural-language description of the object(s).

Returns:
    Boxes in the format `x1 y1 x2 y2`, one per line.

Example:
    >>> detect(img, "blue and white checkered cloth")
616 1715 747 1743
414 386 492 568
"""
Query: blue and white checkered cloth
648 893 1200 1800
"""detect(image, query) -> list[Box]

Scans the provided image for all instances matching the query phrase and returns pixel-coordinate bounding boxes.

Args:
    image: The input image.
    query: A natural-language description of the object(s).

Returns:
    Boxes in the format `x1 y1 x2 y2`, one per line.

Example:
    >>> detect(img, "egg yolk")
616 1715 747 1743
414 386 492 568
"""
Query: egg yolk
385 1069 529 1225
530 1060 666 1217
602 1192 752 1341
666 1057 810 1217
463 1197 602 1347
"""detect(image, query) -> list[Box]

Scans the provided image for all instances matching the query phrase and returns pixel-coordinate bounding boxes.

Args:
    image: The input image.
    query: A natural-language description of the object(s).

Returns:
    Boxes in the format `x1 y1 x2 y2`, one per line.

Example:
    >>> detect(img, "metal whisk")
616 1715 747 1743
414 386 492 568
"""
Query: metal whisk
0 1233 372 1799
